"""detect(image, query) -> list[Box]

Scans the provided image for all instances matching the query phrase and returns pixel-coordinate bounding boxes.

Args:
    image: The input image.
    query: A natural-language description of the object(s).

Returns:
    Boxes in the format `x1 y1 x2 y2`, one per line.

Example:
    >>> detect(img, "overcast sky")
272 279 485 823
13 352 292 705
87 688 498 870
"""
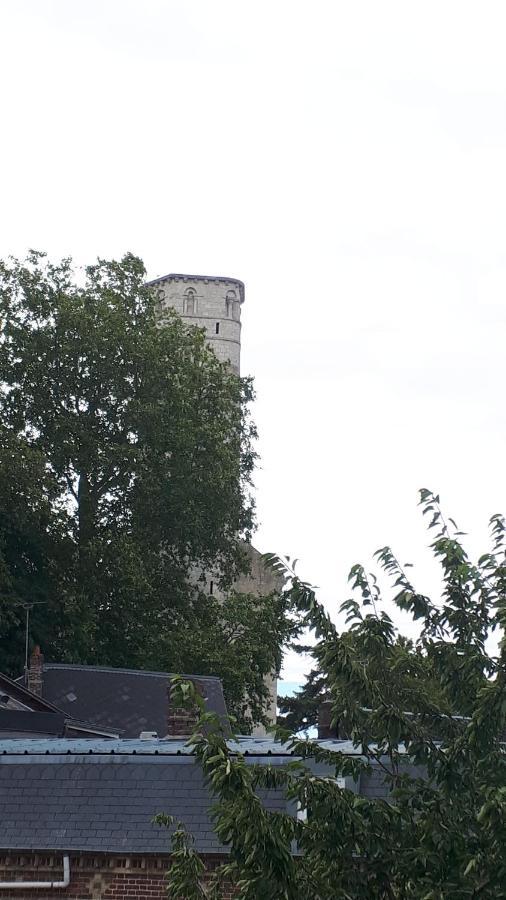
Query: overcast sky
1 1 505 689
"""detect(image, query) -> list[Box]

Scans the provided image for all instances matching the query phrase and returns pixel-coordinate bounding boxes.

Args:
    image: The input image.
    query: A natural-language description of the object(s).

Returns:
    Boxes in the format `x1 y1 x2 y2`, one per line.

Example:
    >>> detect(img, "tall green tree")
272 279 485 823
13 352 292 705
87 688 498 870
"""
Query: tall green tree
160 491 506 898
0 251 289 723
0 431 71 673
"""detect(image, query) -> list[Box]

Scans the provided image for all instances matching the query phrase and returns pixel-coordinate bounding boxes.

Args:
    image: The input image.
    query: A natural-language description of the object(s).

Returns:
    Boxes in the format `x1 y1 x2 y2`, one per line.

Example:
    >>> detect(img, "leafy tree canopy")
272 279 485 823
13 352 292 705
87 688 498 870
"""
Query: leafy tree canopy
0 251 289 727
159 491 506 898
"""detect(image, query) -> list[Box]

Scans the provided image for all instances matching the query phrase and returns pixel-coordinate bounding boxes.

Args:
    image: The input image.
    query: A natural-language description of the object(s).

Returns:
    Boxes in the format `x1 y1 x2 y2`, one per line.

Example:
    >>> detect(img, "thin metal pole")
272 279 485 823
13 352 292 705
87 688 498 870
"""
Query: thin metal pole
15 600 45 685
24 605 30 685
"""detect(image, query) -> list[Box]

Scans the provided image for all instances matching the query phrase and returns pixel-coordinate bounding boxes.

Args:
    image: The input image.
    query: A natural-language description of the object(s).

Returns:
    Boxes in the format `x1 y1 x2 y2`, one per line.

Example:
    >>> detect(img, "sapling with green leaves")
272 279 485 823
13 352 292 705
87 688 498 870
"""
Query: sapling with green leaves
160 492 506 899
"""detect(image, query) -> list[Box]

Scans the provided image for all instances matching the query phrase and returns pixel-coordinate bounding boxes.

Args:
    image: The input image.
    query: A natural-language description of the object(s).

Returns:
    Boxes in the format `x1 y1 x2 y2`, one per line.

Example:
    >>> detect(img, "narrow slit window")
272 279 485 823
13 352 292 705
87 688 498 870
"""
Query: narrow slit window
215 322 220 334
209 580 214 595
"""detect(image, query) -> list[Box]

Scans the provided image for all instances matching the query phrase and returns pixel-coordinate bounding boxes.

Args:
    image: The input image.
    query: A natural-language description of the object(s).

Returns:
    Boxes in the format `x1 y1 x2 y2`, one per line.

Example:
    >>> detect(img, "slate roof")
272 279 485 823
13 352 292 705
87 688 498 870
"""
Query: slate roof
0 671 118 739
0 738 296 855
40 664 229 739
0 671 64 714
0 710 65 738
0 737 401 855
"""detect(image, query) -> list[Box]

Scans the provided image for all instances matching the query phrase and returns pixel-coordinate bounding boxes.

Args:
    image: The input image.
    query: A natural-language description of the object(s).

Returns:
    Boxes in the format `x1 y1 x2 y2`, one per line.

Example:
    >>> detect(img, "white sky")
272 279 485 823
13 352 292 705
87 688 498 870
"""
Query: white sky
1 1 505 689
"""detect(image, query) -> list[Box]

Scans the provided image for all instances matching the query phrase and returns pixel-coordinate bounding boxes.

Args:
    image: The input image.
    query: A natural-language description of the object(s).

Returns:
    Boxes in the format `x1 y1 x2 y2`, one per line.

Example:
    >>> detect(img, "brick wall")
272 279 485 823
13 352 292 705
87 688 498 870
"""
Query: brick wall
0 853 235 899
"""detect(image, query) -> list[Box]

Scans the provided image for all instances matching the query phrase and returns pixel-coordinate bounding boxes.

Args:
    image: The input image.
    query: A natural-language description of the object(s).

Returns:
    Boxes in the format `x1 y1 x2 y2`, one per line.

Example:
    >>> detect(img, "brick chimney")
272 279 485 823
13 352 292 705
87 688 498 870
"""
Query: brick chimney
27 645 44 697
166 679 203 738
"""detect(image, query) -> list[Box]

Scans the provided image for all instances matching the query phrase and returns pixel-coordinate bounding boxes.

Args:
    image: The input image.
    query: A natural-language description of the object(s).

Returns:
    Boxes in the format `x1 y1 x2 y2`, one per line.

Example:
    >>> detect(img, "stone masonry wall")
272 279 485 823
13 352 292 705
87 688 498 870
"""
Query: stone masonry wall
154 275 243 374
152 272 279 735
233 544 284 734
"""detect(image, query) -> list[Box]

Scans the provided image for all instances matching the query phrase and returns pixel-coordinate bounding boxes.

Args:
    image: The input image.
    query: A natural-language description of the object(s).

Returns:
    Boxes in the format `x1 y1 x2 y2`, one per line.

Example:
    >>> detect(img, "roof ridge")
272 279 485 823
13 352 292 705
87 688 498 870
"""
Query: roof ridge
0 736 363 757
43 663 221 681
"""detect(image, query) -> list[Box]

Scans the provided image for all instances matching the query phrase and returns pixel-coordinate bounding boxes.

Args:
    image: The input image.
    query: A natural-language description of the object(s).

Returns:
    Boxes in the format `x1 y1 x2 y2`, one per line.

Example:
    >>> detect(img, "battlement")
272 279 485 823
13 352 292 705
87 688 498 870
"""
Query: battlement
148 273 245 304
152 272 244 375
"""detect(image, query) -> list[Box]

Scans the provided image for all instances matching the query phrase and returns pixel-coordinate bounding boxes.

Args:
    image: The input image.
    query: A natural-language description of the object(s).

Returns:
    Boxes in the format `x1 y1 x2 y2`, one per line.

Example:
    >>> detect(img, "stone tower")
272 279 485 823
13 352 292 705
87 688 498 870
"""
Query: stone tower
149 273 244 374
149 271 281 735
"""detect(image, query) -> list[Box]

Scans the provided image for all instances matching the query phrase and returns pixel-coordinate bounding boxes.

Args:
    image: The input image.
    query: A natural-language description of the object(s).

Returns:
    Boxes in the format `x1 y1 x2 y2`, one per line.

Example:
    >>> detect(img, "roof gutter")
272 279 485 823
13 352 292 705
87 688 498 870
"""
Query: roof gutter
0 854 70 890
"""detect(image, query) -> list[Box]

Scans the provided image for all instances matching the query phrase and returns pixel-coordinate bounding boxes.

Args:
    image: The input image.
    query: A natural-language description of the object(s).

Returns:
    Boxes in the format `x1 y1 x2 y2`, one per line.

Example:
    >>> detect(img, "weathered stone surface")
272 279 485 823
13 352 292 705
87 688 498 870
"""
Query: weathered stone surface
152 273 244 374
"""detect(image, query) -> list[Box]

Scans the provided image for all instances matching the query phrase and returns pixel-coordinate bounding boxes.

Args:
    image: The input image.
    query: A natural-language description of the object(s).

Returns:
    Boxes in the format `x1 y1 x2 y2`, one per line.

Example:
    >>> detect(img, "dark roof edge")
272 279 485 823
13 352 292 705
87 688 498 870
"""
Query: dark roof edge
0 672 64 715
0 846 175 858
4 673 120 736
0 737 367 758
64 720 122 738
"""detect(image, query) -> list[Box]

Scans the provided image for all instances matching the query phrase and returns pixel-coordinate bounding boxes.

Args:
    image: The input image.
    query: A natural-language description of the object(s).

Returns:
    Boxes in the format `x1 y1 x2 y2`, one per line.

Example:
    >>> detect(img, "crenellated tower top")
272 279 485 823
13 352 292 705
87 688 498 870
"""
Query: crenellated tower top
148 273 245 375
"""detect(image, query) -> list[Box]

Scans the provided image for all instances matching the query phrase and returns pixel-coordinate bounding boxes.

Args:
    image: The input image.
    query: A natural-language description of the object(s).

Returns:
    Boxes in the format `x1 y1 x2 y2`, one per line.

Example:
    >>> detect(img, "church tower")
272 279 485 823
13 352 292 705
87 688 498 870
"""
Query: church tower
149 273 244 375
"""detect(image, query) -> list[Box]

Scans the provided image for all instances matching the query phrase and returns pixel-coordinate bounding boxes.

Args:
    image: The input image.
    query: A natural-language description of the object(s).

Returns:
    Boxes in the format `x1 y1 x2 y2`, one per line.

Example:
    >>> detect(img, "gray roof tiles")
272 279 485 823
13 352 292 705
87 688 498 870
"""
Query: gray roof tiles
0 671 121 738
0 709 66 737
0 750 286 854
40 664 228 739
0 736 395 854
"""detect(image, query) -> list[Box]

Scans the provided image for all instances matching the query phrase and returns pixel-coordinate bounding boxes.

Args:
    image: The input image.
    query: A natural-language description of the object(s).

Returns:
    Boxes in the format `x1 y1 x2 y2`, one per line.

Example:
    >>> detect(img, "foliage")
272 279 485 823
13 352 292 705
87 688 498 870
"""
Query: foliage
0 431 71 673
277 665 328 733
168 587 299 731
0 251 290 725
159 491 506 898
154 814 210 900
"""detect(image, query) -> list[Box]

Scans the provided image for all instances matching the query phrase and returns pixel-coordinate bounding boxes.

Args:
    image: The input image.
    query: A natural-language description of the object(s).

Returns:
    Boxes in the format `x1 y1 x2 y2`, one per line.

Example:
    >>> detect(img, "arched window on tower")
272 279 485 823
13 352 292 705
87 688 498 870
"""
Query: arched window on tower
226 289 237 319
184 287 196 316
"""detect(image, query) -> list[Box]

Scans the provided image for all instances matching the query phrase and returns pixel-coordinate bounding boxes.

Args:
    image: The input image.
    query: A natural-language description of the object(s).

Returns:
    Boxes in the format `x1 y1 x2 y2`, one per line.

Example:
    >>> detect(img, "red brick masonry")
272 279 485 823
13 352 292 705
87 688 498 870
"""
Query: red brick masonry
0 853 235 899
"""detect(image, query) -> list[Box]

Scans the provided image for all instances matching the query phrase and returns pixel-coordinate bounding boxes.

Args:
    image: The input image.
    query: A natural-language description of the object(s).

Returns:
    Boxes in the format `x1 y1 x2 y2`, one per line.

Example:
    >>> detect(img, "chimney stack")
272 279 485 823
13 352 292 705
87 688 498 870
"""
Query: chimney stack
27 645 44 697
317 700 339 739
166 679 202 738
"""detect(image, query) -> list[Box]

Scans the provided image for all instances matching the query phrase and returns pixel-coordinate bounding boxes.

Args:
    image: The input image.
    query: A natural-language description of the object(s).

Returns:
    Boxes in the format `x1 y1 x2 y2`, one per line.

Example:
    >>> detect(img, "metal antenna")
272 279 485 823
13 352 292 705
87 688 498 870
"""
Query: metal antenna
15 601 45 686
